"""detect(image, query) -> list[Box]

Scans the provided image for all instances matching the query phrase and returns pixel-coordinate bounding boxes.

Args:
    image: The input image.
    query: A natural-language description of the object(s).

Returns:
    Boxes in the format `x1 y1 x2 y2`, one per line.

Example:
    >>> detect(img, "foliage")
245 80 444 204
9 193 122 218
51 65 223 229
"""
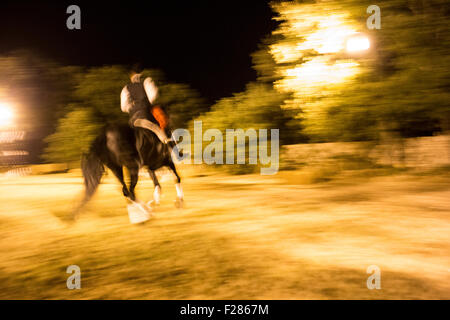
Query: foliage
42 108 101 163
157 83 208 130
197 82 297 143
269 0 450 142
192 82 302 173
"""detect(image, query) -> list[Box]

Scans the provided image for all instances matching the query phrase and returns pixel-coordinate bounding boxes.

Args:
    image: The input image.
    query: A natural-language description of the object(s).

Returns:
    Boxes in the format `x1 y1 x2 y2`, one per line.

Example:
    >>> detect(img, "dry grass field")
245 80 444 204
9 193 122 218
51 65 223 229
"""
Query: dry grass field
0 166 449 299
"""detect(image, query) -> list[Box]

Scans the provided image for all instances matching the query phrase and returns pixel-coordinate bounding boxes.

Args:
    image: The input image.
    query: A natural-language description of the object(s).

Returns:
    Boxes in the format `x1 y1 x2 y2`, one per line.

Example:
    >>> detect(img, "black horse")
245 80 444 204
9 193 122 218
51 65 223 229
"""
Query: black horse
72 123 183 218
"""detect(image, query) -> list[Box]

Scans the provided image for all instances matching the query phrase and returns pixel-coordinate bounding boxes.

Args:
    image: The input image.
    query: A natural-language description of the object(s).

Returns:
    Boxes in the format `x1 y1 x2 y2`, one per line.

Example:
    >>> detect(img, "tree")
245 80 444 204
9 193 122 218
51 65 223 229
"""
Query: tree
198 82 297 144
156 83 208 130
42 108 101 163
191 82 301 173
269 0 450 142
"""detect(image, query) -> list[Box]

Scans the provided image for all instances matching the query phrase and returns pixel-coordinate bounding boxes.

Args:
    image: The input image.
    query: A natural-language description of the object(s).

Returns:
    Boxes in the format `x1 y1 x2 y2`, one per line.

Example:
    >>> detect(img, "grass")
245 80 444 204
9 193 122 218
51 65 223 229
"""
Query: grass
0 167 449 299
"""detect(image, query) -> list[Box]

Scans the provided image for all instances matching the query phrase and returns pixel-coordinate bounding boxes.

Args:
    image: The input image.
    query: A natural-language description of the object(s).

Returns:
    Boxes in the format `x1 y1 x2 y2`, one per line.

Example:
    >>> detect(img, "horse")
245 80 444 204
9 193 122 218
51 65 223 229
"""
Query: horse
71 122 183 219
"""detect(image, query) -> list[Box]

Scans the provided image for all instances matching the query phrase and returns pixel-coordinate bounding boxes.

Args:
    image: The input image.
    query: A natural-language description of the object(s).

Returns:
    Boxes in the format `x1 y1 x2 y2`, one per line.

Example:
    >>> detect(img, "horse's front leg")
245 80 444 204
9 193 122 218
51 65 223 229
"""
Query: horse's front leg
148 169 161 205
167 162 183 208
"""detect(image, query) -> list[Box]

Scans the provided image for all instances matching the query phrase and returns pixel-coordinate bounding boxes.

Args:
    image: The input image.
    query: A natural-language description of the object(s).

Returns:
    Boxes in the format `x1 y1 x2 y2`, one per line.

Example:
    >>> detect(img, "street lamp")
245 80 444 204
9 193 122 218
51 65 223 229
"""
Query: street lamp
0 102 14 127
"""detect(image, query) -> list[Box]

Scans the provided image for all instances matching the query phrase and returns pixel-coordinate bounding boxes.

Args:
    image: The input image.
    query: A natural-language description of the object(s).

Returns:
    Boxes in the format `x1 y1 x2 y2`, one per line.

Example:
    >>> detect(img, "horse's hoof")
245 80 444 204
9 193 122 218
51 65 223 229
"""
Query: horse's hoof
174 198 184 209
128 202 152 224
137 201 154 216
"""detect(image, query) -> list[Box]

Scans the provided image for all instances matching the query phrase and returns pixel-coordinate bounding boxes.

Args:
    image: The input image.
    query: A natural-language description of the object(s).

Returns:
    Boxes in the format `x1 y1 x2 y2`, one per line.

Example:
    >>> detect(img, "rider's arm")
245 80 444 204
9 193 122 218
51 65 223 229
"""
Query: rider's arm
120 86 132 113
143 77 158 105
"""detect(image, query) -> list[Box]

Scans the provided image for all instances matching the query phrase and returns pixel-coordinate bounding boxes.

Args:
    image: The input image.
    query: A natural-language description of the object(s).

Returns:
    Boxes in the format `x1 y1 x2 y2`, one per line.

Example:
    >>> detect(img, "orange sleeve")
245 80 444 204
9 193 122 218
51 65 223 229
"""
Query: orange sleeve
151 105 168 130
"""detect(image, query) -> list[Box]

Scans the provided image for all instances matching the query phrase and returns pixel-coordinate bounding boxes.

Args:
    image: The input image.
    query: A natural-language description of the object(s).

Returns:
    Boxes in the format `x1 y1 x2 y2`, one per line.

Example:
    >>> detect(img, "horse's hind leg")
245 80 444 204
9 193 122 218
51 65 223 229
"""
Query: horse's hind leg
148 170 161 205
167 161 183 208
108 164 134 201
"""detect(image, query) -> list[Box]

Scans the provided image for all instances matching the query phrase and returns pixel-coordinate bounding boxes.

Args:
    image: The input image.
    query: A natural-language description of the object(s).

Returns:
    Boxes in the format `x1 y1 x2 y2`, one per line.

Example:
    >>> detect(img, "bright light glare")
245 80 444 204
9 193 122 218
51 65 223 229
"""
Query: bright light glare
346 35 370 52
271 14 359 63
276 56 359 95
299 16 357 54
0 103 14 126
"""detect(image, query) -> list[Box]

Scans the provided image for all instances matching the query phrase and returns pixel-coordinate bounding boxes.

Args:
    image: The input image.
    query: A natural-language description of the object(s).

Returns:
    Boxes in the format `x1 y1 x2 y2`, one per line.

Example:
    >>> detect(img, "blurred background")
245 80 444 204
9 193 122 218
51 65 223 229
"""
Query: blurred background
0 0 449 299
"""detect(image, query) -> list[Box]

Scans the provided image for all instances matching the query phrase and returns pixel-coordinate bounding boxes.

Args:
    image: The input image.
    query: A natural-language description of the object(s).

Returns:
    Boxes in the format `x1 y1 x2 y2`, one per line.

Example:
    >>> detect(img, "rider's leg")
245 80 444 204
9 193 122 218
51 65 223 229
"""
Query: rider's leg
133 118 171 144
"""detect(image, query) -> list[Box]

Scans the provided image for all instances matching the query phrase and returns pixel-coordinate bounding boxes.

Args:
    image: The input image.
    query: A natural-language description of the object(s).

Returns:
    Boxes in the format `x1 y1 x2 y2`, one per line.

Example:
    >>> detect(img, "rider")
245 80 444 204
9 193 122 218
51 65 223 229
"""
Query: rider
120 68 171 145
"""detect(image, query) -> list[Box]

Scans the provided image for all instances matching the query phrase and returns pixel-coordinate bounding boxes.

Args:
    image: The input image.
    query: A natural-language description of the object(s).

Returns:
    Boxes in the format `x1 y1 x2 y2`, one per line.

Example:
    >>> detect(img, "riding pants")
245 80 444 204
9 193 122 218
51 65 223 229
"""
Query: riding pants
133 118 171 144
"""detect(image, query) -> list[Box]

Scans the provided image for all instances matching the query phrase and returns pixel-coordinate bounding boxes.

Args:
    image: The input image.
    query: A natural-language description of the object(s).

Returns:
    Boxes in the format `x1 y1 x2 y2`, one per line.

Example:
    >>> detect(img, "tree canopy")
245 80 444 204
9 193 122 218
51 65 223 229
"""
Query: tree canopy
268 0 449 142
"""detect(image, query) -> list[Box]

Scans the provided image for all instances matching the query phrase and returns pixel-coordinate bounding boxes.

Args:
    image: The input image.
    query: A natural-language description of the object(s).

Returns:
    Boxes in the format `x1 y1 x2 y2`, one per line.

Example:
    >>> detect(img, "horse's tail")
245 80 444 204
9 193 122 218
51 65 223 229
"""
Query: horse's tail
81 151 104 203
70 145 105 219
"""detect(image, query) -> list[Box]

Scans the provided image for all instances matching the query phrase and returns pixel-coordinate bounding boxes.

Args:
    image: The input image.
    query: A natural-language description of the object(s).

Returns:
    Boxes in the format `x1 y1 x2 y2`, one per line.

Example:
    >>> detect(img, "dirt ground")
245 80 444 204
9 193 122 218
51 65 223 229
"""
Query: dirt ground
0 167 449 299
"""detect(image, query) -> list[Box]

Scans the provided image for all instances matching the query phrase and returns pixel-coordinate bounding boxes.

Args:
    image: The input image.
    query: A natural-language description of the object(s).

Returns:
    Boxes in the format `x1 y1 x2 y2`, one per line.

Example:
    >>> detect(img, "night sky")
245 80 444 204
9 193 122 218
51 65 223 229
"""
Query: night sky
0 0 277 103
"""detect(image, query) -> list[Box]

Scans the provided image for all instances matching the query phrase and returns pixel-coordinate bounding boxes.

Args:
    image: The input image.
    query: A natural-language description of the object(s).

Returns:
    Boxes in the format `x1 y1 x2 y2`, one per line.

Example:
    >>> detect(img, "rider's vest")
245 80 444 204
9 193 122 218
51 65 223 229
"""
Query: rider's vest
126 82 154 125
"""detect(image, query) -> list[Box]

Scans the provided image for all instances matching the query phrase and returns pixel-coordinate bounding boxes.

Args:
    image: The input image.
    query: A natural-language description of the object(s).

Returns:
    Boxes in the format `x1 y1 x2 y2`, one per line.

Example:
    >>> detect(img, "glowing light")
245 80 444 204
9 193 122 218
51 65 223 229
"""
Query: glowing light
346 35 370 52
298 16 357 54
270 7 364 97
271 44 303 64
0 102 14 126
277 57 359 94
